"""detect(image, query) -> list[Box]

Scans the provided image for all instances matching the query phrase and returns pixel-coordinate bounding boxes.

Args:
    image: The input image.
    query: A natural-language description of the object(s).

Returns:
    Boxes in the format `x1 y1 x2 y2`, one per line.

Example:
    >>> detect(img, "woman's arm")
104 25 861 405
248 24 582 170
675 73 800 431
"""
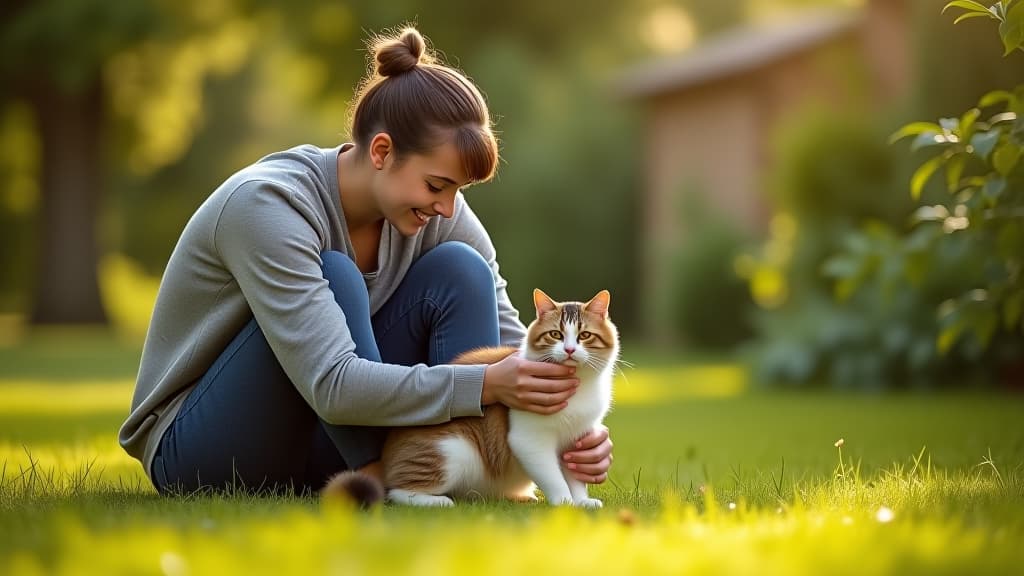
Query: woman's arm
214 181 486 426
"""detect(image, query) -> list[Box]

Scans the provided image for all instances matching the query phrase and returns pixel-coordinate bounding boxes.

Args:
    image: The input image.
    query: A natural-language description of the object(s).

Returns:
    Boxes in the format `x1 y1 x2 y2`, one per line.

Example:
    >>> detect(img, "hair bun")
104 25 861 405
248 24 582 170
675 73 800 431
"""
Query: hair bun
375 28 426 77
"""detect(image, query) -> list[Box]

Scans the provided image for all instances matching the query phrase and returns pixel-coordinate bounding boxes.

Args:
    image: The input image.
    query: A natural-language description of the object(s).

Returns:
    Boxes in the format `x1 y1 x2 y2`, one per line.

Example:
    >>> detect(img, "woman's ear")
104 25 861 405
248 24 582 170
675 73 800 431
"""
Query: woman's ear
369 133 393 170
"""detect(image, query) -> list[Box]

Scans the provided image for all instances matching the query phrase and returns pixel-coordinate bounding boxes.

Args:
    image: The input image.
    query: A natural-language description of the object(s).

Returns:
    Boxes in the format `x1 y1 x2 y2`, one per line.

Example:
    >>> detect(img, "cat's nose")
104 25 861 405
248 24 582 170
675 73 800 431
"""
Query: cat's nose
564 346 576 356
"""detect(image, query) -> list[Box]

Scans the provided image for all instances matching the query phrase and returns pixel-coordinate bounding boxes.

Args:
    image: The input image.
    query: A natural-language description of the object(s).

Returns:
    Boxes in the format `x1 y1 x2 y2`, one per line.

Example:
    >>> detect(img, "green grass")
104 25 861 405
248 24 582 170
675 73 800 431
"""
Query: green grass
1 335 1023 574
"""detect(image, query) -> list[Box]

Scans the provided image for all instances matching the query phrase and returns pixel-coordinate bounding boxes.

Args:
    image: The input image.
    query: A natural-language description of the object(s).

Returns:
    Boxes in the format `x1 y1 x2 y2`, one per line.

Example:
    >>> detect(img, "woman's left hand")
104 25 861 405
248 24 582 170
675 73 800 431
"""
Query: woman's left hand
562 425 613 484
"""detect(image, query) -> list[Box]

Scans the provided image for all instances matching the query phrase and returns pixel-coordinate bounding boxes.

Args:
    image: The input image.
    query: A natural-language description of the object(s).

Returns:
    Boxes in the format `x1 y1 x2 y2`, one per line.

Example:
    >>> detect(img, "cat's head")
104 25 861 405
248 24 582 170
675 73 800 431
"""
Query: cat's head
522 289 619 372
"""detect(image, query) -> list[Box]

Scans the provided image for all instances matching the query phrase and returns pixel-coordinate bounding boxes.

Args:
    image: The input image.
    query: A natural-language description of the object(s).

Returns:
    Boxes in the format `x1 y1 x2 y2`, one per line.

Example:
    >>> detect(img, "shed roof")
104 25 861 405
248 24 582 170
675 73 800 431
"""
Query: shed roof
617 9 861 99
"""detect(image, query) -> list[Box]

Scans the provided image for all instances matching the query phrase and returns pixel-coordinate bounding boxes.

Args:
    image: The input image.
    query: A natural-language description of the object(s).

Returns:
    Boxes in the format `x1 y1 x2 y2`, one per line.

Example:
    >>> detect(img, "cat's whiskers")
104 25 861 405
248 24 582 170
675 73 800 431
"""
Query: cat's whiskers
580 356 599 372
611 358 632 387
537 353 556 364
580 354 634 387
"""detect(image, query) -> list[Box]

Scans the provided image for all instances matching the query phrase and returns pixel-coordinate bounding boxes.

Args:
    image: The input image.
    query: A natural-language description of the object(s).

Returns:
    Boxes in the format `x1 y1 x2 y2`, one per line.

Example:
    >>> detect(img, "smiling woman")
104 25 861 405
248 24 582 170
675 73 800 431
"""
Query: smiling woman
117 25 614 497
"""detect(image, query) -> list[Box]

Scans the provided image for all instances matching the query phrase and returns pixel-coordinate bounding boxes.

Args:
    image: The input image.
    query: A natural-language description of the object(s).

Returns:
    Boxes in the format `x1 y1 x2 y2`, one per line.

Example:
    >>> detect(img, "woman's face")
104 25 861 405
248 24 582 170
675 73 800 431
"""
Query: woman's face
373 137 469 237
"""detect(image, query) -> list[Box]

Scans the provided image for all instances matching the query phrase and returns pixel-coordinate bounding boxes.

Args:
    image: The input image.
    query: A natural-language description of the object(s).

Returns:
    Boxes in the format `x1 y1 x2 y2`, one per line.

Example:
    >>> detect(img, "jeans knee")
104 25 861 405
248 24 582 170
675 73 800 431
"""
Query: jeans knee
321 251 360 282
422 242 492 290
321 251 368 301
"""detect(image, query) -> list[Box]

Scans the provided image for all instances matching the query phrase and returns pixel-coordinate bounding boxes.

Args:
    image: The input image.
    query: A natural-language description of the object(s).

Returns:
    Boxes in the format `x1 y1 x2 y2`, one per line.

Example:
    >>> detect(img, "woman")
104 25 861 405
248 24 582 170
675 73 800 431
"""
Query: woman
119 26 614 496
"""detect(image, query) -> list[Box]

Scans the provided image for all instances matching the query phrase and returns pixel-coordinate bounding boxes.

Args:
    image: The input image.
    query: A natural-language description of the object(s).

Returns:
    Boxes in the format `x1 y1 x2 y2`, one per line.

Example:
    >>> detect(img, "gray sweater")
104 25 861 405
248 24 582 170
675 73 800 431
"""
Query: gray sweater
118 144 527 477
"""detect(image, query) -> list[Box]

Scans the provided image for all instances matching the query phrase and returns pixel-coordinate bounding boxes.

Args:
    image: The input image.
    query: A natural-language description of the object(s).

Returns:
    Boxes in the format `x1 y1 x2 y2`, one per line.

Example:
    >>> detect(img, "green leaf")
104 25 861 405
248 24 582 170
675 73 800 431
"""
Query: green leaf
955 10 996 23
911 155 945 200
993 142 1021 175
989 112 1019 125
970 129 1001 158
937 321 964 355
960 108 981 138
979 89 1014 108
999 3 1024 55
821 255 860 279
982 177 1007 200
946 154 966 191
943 0 998 15
911 132 945 151
889 122 943 144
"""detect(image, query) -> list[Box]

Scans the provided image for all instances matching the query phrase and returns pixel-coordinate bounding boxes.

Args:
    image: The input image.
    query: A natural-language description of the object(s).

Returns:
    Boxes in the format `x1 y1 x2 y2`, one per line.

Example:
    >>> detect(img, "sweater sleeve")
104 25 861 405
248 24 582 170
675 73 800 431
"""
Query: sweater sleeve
214 181 485 424
442 195 529 347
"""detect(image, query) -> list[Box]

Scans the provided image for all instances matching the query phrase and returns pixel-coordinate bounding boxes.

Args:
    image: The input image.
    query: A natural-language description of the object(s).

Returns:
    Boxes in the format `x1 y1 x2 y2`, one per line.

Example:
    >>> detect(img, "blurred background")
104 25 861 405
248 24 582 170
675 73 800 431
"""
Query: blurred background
1 0 1022 389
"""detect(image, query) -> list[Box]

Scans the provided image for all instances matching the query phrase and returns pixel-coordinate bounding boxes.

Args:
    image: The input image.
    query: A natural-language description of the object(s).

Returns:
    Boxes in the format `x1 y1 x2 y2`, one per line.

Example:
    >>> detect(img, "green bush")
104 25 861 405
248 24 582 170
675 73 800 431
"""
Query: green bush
744 1 1024 388
740 111 915 387
824 0 1024 386
669 210 754 350
749 223 1014 389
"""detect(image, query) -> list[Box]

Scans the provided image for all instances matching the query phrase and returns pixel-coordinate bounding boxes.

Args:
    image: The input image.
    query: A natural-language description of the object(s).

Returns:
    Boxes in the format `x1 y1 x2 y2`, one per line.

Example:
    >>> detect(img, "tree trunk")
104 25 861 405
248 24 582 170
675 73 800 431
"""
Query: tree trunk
27 75 108 325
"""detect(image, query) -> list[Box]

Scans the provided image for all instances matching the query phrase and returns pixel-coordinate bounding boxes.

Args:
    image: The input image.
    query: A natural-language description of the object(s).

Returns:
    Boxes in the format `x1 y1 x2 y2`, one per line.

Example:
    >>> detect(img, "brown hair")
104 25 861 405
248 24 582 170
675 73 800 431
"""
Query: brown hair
350 27 499 184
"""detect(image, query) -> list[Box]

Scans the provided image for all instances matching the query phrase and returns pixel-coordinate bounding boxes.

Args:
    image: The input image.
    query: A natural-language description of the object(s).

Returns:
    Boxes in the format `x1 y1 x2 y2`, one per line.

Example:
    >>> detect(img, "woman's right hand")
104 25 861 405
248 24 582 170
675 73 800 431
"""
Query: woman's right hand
481 355 579 415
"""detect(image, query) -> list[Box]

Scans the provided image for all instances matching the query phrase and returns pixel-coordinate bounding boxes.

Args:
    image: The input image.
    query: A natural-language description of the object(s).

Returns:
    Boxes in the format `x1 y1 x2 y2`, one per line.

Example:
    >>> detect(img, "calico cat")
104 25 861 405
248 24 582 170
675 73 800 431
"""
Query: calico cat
323 288 619 508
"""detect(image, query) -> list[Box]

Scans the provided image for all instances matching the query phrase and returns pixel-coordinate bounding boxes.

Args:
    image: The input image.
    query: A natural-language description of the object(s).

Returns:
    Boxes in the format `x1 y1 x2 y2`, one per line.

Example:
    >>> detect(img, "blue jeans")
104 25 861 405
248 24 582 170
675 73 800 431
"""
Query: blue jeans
151 241 501 495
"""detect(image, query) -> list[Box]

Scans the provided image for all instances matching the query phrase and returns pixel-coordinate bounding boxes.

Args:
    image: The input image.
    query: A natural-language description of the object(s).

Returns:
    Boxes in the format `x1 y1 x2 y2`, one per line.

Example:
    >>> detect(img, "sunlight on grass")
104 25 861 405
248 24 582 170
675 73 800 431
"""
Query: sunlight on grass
2 495 1021 575
0 380 144 491
0 380 133 414
2 365 1022 574
615 364 746 404
0 440 146 491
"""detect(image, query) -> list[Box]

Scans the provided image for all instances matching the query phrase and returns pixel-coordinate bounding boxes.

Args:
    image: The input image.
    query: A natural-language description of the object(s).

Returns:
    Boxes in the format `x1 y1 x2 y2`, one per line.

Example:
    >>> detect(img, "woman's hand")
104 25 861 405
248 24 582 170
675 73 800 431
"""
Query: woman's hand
482 355 578 415
562 425 613 484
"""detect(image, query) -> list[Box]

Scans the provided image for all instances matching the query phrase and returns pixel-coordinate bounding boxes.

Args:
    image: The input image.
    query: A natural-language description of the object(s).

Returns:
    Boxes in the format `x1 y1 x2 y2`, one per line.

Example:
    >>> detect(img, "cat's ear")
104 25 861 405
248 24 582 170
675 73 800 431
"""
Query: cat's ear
584 290 611 318
533 289 558 317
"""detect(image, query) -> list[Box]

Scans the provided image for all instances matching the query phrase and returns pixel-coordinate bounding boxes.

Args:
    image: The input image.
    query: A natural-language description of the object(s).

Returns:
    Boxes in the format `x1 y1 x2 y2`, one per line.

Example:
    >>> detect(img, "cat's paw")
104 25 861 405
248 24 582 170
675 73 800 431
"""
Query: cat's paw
574 497 603 509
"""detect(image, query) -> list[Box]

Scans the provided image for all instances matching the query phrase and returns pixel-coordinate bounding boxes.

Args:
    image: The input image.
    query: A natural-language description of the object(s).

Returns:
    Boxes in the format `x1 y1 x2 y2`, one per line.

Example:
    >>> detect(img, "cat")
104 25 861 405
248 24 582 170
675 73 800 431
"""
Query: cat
323 288 619 508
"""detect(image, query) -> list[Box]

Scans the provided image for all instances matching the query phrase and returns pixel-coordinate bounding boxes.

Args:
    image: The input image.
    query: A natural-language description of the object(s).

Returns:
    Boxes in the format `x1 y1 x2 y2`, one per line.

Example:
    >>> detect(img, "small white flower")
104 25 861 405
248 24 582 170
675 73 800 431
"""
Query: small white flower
834 438 845 448
728 502 736 510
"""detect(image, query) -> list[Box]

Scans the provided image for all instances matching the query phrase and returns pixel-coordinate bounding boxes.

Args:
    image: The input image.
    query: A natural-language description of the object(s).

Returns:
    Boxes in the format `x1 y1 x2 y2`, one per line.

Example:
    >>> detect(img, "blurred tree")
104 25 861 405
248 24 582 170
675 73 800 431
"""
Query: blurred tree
2 0 647 326
3 0 680 335
0 0 264 324
0 0 160 323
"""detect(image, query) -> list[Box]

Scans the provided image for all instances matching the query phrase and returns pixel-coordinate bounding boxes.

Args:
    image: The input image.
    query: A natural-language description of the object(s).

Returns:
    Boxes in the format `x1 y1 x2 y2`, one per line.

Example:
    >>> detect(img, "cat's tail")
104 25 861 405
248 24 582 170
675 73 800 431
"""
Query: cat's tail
320 471 385 509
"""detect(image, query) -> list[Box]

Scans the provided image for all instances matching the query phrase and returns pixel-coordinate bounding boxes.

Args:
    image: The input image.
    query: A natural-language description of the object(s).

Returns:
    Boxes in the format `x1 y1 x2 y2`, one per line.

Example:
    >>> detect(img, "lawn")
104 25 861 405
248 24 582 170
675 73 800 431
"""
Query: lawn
1 333 1022 574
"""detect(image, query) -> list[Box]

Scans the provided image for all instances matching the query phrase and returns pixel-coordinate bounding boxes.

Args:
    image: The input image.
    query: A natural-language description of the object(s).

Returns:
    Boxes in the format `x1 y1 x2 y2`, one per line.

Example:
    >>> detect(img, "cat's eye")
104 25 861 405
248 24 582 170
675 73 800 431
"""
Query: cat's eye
579 331 592 339
547 330 563 340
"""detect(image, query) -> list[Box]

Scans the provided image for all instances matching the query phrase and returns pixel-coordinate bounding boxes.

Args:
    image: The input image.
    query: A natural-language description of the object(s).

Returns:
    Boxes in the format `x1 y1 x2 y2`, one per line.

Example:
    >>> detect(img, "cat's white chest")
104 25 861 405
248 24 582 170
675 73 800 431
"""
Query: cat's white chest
508 369 612 448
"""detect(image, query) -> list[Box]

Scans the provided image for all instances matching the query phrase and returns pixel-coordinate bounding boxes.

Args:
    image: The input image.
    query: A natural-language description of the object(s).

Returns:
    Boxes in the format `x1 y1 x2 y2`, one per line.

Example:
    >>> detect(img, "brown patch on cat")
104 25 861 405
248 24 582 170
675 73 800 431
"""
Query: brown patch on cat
381 346 519 494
